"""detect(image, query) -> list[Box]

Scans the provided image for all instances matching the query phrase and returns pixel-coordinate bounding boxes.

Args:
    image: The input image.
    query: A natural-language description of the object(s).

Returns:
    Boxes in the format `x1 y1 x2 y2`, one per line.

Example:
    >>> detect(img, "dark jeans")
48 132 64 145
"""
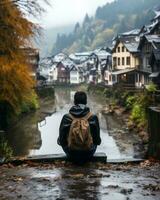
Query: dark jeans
62 145 97 163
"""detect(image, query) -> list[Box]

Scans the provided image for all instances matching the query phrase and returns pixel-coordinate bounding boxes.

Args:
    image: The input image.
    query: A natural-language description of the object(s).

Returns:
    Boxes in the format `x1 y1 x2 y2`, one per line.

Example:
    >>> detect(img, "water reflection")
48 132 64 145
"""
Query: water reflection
31 88 122 159
7 113 42 156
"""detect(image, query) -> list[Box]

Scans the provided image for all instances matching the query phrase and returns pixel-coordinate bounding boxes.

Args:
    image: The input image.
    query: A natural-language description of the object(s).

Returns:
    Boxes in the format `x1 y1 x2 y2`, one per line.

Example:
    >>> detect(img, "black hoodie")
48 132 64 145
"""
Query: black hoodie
58 105 101 147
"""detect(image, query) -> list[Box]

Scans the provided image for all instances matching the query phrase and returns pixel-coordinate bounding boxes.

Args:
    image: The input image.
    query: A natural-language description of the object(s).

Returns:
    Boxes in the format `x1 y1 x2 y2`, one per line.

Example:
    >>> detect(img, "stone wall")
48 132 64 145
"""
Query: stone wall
148 107 160 159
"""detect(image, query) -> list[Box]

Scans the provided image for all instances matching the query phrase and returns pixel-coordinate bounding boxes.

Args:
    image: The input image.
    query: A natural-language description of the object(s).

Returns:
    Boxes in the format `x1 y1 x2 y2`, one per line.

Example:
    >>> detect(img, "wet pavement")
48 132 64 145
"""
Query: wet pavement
0 160 160 200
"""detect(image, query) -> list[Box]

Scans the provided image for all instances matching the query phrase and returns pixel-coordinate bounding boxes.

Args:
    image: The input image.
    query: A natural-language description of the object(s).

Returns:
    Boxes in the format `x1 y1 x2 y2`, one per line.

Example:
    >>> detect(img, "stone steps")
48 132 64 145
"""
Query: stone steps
1 153 145 165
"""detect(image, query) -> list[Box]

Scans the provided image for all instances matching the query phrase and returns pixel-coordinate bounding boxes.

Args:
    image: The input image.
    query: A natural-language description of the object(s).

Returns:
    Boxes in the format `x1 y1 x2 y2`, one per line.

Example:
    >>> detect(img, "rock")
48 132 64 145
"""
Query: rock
107 185 119 189
139 131 146 138
103 174 111 178
120 188 133 195
88 173 103 178
17 194 22 198
0 157 5 164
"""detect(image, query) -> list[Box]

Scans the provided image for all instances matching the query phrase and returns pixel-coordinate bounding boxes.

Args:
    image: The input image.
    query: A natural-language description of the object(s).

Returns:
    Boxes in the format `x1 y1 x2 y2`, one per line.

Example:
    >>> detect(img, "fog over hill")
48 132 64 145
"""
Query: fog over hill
35 25 74 58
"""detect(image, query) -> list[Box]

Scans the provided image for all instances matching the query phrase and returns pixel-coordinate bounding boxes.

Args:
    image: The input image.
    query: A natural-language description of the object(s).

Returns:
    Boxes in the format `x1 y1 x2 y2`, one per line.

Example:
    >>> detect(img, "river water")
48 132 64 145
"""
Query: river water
7 88 139 159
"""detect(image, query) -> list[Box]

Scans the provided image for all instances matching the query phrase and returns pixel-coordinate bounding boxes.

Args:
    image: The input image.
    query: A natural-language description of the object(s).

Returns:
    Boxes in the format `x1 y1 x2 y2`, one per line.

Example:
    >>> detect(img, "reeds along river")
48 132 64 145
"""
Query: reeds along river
6 88 139 159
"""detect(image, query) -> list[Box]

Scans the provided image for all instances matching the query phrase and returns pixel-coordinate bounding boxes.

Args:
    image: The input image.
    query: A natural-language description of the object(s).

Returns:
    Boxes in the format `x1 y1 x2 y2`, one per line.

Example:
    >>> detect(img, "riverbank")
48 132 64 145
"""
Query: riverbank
0 160 160 200
88 84 150 158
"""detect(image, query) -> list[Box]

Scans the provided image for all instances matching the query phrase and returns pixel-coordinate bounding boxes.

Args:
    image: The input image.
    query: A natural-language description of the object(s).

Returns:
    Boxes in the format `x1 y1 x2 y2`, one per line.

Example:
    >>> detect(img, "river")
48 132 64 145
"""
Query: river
6 87 141 159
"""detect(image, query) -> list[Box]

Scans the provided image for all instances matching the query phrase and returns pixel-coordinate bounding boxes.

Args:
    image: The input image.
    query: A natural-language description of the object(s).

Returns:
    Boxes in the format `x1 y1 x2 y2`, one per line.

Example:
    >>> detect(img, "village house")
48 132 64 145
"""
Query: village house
106 10 160 88
69 49 112 84
101 55 112 85
71 52 93 64
69 51 96 83
53 53 68 63
140 11 160 36
37 56 56 85
45 63 58 83
149 49 160 87
22 47 40 80
88 67 97 84
93 48 111 83
51 63 58 83
137 35 160 87
137 11 160 87
111 35 140 86
70 65 84 84
93 48 112 85
56 61 70 84
37 66 49 82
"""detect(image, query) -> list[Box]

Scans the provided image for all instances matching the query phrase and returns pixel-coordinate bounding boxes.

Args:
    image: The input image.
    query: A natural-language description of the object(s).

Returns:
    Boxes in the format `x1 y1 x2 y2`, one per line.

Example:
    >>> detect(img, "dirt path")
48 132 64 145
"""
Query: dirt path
0 160 160 200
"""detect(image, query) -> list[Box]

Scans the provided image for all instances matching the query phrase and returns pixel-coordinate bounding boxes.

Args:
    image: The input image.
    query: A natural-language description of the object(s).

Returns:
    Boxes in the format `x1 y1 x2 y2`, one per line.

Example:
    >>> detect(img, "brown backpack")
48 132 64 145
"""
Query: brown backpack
68 112 93 151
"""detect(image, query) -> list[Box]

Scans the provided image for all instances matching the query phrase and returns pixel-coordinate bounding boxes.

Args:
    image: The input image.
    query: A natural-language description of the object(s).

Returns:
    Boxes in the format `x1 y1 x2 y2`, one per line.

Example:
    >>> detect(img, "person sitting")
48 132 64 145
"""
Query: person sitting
57 91 101 163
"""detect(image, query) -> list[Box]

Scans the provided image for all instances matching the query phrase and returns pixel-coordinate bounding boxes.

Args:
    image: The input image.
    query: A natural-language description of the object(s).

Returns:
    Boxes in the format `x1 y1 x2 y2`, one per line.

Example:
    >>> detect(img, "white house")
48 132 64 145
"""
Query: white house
94 48 111 84
70 65 84 84
48 63 58 83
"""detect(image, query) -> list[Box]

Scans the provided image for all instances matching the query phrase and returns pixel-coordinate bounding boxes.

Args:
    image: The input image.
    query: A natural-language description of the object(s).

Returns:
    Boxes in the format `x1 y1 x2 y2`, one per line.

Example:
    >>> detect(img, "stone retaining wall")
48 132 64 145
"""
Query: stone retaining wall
148 107 160 159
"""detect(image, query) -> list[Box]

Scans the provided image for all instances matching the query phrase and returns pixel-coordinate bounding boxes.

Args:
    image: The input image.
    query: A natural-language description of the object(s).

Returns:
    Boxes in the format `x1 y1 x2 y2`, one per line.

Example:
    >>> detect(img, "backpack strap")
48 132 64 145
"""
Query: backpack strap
69 112 93 121
68 113 76 120
82 112 93 120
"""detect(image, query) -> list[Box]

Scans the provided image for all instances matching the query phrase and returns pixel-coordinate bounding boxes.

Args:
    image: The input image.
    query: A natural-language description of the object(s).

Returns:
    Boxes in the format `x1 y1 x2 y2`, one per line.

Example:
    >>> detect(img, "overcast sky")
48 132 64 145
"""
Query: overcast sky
39 0 114 28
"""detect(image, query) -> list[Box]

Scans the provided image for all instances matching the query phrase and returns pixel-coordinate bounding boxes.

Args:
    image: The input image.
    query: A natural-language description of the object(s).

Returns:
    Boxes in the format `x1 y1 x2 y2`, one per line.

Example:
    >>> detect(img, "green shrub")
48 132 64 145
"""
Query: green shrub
0 134 13 159
146 83 157 93
105 88 113 98
21 91 39 113
104 86 154 129
130 103 147 127
126 95 137 109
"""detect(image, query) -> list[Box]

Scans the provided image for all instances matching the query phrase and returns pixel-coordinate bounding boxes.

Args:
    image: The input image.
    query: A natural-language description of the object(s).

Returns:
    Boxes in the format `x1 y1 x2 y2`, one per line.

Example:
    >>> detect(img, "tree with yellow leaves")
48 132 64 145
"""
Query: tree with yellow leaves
0 0 49 129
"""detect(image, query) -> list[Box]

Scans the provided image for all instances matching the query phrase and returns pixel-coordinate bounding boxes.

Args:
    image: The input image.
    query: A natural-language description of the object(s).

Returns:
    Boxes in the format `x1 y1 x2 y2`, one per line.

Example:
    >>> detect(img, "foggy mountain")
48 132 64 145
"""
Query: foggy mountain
51 0 160 55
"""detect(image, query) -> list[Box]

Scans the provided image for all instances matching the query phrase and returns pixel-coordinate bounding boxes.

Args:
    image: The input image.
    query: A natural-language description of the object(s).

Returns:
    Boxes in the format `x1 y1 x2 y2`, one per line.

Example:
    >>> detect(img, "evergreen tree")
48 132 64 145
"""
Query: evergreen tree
74 22 80 34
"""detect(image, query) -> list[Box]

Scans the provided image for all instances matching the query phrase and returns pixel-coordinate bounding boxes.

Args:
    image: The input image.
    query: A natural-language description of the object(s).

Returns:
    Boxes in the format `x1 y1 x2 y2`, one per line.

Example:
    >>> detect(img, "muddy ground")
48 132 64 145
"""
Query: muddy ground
0 160 160 200
102 104 149 159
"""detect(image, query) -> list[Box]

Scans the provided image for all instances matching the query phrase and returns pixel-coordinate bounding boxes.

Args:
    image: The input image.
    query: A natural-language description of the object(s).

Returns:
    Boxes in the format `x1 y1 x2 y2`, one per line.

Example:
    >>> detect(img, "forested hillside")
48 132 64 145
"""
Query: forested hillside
36 25 74 57
51 0 160 54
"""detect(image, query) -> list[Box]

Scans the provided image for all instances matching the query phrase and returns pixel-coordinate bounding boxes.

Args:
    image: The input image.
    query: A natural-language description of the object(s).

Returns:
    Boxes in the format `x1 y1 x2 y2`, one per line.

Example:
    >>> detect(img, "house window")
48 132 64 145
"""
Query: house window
122 57 125 65
105 72 108 79
118 47 120 52
122 46 125 52
113 57 117 66
71 77 77 81
118 57 120 66
145 44 151 53
126 57 130 65
112 75 116 82
122 74 127 81
146 57 150 67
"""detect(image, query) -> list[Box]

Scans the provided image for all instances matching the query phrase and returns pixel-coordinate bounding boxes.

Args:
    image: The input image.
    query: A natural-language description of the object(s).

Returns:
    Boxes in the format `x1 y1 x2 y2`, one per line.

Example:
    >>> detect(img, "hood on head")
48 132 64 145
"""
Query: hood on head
69 105 90 118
